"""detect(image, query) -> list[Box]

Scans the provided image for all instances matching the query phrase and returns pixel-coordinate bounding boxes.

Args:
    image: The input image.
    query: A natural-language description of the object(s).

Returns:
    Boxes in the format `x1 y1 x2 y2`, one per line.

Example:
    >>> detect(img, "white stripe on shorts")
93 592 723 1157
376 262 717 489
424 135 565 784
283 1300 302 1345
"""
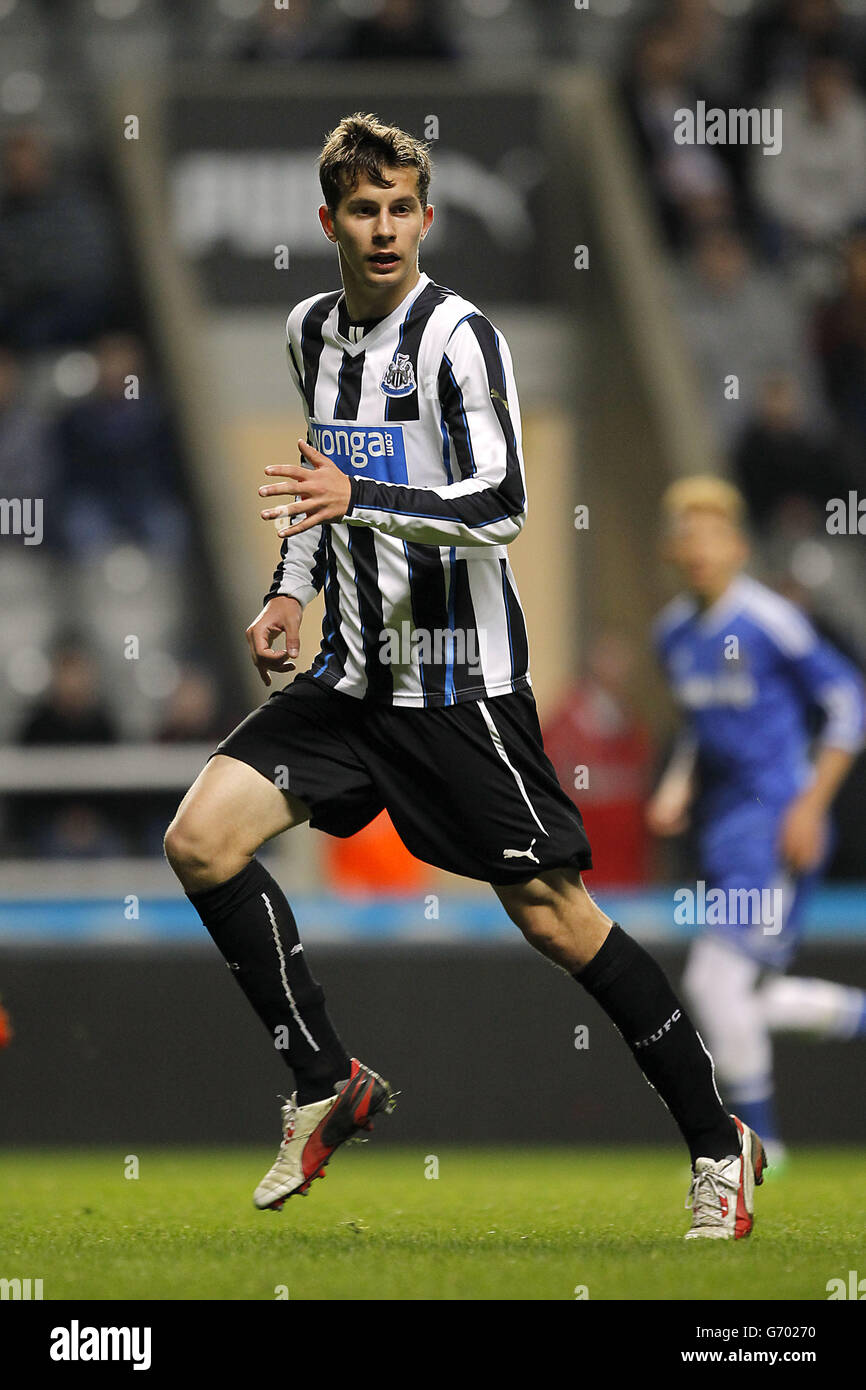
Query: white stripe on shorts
477 699 548 837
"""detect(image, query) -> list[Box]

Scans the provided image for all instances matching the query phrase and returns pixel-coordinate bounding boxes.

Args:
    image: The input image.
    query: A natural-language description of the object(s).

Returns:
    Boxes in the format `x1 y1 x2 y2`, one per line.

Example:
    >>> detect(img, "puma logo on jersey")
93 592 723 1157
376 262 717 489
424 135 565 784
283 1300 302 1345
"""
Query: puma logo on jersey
380 352 416 398
502 838 539 863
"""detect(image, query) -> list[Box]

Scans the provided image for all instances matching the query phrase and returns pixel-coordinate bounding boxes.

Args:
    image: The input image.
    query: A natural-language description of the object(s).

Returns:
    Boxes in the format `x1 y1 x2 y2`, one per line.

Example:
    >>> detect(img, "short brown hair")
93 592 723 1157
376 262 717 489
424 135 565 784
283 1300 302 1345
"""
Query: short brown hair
319 112 432 212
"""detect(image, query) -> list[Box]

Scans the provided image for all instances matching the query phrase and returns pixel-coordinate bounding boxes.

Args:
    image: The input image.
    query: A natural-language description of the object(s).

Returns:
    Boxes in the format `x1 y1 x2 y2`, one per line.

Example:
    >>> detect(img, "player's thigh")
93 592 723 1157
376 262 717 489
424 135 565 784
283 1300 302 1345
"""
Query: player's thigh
165 753 309 867
494 865 612 964
365 690 592 884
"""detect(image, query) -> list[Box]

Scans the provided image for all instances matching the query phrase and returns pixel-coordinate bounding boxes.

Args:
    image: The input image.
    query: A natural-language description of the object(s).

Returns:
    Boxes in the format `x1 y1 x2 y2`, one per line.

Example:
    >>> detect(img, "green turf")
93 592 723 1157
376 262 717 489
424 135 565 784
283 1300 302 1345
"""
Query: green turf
1 1146 862 1300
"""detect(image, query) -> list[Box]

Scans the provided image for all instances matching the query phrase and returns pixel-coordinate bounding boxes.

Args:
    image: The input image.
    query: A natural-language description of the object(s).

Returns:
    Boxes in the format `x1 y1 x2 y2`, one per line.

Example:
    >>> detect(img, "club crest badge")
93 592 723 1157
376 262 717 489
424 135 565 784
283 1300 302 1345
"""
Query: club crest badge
379 352 416 398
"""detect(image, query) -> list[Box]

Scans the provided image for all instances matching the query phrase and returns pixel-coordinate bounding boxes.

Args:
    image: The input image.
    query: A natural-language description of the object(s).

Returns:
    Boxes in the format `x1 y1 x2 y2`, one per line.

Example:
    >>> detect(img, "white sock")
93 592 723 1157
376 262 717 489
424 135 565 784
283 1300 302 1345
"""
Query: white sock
682 934 773 1099
758 974 866 1039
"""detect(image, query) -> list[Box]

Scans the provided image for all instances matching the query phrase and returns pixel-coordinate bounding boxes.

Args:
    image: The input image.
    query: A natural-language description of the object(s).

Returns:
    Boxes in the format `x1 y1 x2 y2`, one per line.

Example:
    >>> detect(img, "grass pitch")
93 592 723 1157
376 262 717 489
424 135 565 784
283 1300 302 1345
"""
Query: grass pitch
1 1146 862 1301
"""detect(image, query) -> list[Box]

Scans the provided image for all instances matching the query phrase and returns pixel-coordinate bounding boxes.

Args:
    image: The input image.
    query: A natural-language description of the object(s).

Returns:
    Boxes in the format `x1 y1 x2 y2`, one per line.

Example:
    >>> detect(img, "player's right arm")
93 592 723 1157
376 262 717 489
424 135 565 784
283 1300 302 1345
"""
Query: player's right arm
646 732 697 836
647 602 699 835
246 321 328 687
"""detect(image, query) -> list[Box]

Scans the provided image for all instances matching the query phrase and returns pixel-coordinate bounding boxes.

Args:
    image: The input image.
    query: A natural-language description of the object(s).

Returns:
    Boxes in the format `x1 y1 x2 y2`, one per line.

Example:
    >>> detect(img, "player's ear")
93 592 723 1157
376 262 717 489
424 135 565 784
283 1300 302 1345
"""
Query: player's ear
420 203 434 239
318 204 337 243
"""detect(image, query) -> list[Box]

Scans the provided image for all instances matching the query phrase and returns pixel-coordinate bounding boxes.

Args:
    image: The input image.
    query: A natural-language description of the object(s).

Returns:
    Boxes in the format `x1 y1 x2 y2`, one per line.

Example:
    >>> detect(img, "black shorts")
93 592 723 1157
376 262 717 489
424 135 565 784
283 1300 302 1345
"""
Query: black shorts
212 674 593 886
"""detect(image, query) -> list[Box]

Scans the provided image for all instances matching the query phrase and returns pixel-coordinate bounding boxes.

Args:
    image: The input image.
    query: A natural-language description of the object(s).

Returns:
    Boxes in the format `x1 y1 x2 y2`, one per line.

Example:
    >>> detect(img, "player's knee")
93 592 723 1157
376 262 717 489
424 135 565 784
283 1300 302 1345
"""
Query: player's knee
163 813 224 880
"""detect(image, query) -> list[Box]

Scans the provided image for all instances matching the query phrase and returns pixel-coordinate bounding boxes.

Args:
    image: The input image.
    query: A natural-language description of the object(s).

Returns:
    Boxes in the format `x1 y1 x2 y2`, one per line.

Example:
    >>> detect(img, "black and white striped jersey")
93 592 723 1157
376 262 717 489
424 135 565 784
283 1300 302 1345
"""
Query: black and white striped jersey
265 271 531 708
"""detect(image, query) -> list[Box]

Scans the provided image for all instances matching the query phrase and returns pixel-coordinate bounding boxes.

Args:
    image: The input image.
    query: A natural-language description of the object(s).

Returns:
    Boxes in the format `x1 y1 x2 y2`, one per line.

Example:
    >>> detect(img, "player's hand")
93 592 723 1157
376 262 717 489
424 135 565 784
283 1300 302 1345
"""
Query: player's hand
245 595 303 688
645 781 691 836
779 791 828 873
259 439 352 538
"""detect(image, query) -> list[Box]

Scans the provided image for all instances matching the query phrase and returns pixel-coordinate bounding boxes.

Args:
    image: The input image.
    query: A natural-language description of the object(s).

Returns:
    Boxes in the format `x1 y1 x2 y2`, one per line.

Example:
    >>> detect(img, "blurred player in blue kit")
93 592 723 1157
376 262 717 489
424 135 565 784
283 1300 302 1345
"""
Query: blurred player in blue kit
649 476 866 1164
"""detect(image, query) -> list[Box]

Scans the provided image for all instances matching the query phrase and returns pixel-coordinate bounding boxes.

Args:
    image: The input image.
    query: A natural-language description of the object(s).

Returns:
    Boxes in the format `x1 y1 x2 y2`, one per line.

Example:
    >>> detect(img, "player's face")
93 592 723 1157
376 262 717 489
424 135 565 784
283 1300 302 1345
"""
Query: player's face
319 167 433 309
666 510 748 601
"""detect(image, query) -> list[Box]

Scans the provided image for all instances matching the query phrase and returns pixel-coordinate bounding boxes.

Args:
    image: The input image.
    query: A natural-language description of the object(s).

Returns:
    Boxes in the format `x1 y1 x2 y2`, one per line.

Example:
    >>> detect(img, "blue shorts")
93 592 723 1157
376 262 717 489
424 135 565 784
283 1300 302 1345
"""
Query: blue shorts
697 799 827 969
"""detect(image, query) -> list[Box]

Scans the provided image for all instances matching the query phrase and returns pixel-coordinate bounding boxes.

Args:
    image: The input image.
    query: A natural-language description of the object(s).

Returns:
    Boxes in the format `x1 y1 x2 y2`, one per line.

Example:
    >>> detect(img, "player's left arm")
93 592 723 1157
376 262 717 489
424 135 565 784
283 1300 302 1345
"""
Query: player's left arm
259 316 527 547
779 632 866 871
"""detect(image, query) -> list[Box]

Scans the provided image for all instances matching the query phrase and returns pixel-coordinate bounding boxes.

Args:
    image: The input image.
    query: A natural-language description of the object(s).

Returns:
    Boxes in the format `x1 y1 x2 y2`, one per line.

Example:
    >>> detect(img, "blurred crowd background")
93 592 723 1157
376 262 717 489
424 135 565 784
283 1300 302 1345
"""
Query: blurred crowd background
0 0 864 887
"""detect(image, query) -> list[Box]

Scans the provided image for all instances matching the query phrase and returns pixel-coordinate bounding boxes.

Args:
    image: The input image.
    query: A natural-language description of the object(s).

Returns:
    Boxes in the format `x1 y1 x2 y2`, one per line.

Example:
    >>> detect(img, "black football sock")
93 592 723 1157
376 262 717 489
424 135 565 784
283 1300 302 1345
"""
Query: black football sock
186 858 352 1106
574 923 739 1164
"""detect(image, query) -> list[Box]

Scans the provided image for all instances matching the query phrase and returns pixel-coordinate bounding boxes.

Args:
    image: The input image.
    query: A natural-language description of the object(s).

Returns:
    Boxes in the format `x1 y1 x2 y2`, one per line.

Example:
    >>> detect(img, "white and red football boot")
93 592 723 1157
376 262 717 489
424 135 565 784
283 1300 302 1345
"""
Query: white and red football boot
684 1115 767 1240
253 1058 395 1211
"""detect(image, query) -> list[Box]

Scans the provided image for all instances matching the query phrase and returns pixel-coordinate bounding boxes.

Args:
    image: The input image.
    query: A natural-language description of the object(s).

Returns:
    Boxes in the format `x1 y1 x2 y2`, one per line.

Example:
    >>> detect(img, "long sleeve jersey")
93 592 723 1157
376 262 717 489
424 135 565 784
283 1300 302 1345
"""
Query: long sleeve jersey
266 271 531 707
654 573 865 820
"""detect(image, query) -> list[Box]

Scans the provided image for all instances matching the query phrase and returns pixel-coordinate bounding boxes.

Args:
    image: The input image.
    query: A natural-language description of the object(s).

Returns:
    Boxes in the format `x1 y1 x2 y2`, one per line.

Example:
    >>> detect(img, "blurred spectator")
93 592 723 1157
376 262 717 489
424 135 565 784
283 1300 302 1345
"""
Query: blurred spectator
55 333 189 559
813 228 866 478
621 21 736 251
542 634 652 887
13 644 128 858
0 127 119 351
675 223 818 447
734 372 850 531
745 0 864 96
0 346 58 539
753 56 866 263
18 644 117 746
235 0 325 62
334 0 458 63
156 666 224 744
35 804 128 859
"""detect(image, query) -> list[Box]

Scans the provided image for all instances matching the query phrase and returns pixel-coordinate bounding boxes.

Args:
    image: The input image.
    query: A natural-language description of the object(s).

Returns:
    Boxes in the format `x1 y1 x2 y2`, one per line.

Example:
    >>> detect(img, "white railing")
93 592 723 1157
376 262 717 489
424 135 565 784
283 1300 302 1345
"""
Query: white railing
0 744 213 792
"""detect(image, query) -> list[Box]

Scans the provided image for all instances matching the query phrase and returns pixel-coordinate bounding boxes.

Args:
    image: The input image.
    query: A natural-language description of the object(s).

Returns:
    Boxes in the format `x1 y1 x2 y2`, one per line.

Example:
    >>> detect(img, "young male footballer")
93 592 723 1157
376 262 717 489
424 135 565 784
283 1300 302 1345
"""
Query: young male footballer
165 114 763 1239
649 477 866 1165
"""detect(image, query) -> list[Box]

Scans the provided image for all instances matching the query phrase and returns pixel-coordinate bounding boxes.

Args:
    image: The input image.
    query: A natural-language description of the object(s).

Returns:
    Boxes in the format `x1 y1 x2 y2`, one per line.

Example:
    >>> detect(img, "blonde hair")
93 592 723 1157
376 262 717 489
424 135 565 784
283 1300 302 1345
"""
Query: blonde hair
661 475 745 526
